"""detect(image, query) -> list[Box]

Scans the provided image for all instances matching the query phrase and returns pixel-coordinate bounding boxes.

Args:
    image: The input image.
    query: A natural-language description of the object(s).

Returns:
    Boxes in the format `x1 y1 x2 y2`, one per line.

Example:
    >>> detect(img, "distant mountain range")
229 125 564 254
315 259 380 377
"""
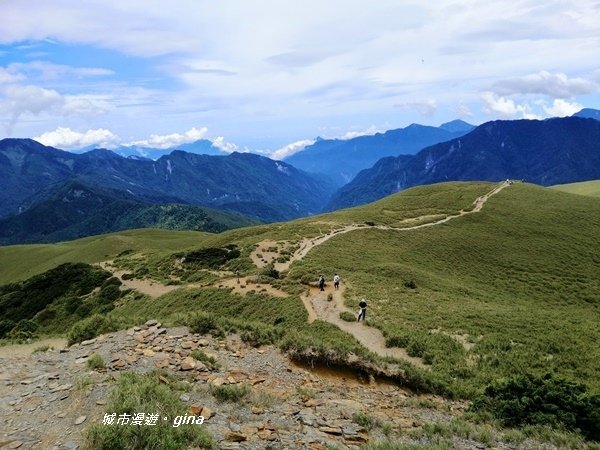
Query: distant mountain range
0 180 258 245
327 116 600 210
283 120 475 186
3 110 600 244
0 139 336 244
75 139 228 160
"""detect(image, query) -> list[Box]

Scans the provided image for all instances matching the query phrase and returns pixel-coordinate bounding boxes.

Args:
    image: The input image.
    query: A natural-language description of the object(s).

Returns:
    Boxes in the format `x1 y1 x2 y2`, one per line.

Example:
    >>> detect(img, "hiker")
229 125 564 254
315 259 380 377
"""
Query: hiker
236 270 240 284
357 298 367 322
319 275 325 291
333 273 340 290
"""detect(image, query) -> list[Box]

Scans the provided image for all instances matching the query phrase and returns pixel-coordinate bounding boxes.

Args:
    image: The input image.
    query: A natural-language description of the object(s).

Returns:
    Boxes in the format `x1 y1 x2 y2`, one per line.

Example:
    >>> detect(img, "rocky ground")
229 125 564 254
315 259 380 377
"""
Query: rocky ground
0 322 559 450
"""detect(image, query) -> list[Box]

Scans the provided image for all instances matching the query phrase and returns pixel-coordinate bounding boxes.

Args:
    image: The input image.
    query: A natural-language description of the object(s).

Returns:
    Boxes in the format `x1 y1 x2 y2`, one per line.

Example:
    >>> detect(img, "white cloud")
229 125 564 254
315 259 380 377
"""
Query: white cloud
211 136 238 153
491 71 597 98
271 139 316 160
0 84 63 130
456 102 474 118
1 1 600 144
128 127 209 149
34 127 120 149
62 94 112 117
543 99 583 117
481 92 539 119
0 67 24 84
338 125 381 140
8 61 113 80
394 100 438 117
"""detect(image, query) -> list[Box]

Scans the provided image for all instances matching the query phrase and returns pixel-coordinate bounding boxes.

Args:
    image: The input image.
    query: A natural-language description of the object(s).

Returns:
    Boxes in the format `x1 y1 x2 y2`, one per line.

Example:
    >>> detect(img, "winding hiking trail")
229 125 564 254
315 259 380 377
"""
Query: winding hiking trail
254 181 509 367
102 182 509 369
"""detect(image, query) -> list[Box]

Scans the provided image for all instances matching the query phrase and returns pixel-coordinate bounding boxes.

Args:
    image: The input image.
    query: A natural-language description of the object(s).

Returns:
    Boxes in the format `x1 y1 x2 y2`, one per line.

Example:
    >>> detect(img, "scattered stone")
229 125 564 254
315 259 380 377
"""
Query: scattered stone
179 394 190 402
201 406 214 419
80 339 96 346
74 416 87 425
319 426 342 435
145 320 159 327
180 357 197 371
226 432 247 442
8 441 24 449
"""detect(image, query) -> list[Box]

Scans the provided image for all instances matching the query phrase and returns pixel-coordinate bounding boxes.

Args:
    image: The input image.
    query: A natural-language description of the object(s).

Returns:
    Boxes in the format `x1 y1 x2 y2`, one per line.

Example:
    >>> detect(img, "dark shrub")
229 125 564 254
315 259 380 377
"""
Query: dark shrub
471 373 600 441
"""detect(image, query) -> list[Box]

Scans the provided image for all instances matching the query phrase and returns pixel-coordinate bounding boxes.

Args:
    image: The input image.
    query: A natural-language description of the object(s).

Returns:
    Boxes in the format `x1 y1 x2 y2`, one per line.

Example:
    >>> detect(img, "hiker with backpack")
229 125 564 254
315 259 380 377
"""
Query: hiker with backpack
357 298 367 322
333 273 340 290
319 275 325 291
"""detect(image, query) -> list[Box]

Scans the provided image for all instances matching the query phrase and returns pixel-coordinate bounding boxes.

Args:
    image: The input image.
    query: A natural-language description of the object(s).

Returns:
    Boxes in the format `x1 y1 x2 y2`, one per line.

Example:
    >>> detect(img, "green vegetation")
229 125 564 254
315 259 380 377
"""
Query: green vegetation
0 263 120 341
87 353 106 370
68 314 119 345
2 181 600 443
340 311 356 322
190 350 219 369
32 344 50 353
209 383 250 403
471 373 600 441
551 180 600 198
0 228 210 285
84 371 215 450
287 183 600 397
352 411 380 431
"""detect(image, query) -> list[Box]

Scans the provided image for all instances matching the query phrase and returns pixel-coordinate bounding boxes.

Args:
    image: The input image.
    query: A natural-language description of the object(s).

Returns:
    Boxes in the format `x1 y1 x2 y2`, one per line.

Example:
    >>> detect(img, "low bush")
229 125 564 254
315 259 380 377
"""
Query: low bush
190 350 219 369
340 311 356 322
209 384 250 403
84 371 215 449
471 373 600 441
68 314 117 345
186 313 223 337
87 353 105 370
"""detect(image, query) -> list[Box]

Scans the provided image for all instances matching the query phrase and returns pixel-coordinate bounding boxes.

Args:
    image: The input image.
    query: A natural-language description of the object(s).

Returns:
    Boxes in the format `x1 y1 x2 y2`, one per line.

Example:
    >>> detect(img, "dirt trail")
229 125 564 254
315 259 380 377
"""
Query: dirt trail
99 261 179 298
304 286 428 369
99 182 508 367
0 338 67 358
274 182 509 275
279 181 509 366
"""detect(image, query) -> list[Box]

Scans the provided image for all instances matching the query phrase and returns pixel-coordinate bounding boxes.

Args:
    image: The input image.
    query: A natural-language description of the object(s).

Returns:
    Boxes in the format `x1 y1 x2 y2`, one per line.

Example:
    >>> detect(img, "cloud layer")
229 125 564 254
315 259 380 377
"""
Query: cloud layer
1 0 599 153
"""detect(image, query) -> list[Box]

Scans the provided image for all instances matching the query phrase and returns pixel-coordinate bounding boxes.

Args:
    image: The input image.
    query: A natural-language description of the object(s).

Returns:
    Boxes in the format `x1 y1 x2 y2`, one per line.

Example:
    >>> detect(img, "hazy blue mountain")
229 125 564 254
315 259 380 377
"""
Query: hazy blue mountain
573 108 600 120
0 138 76 219
0 140 336 227
80 139 228 160
439 119 476 133
327 117 600 210
0 180 259 245
283 122 474 186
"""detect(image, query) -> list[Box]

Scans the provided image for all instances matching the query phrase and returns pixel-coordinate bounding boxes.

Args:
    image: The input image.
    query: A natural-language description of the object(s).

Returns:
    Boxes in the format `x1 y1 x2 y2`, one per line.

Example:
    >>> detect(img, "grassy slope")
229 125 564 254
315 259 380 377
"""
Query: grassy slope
551 179 600 198
0 228 209 285
2 181 599 396
288 183 600 394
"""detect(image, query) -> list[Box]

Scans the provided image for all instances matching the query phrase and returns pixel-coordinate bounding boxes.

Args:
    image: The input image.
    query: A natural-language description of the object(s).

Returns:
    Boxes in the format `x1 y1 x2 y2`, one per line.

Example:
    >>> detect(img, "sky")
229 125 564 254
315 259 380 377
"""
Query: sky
0 0 599 158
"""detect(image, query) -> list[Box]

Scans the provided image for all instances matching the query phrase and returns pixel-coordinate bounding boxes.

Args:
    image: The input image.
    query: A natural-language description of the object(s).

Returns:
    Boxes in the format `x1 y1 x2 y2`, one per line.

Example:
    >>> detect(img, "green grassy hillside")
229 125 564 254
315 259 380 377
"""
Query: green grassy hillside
289 183 600 395
0 228 209 285
551 179 600 198
2 182 599 401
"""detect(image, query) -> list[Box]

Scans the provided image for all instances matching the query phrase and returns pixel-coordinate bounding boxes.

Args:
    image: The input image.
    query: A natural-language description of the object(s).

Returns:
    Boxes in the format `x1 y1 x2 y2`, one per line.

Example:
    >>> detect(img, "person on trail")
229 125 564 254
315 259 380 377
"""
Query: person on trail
333 273 340 290
357 298 367 322
319 275 325 291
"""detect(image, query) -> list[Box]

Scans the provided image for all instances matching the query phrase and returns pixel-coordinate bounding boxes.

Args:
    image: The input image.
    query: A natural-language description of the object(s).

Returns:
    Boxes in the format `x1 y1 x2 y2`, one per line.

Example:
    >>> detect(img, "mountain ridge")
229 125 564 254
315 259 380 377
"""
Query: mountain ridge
327 116 600 210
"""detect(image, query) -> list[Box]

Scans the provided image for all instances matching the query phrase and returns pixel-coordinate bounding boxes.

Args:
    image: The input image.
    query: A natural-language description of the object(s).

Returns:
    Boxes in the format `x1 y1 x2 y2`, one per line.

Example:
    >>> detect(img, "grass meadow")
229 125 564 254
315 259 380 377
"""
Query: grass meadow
2 182 599 401
551 179 600 198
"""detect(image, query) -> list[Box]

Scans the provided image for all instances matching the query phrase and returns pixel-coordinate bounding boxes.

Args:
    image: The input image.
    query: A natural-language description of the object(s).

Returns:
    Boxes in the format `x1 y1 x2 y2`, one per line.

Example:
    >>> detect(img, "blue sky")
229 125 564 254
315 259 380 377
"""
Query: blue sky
0 0 599 158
